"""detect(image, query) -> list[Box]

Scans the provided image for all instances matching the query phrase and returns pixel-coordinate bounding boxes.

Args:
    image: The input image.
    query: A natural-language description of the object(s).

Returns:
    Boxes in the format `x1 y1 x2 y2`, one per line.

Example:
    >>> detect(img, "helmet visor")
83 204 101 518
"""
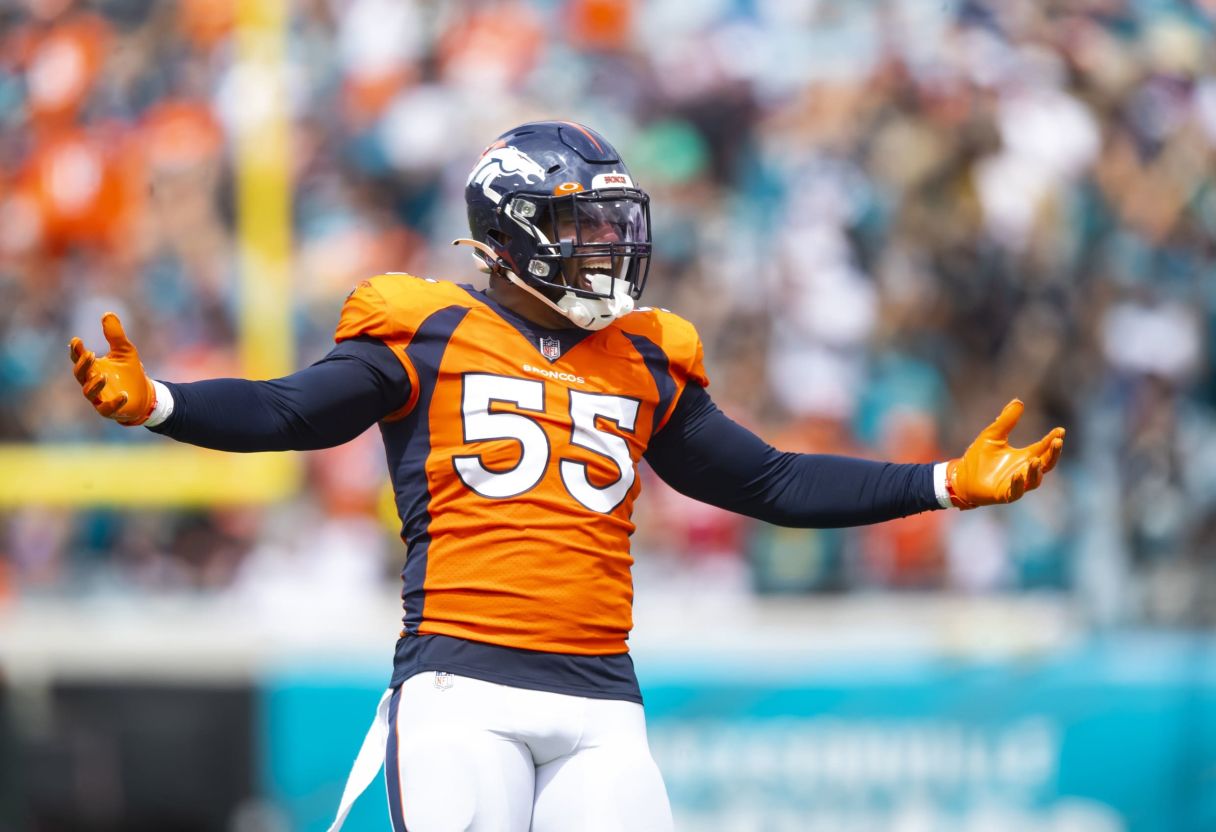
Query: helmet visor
555 198 648 245
530 191 652 299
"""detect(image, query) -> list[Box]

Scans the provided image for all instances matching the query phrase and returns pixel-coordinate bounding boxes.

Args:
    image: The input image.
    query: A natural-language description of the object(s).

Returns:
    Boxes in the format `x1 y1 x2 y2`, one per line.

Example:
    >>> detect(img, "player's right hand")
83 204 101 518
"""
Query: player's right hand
946 399 1065 509
69 312 157 426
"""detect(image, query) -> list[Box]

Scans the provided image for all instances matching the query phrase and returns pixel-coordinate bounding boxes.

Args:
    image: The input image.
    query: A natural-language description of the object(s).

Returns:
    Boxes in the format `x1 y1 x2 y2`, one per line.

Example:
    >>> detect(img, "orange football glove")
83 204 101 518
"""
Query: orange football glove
946 399 1065 509
69 312 157 426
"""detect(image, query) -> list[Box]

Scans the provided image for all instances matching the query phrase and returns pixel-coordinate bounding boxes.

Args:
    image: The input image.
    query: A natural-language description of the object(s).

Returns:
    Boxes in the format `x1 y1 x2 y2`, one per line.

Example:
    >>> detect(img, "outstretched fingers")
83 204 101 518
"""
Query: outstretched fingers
1025 456 1043 491
1006 466 1027 502
72 322 138 420
82 374 106 402
1013 426 1065 496
73 349 97 384
101 312 134 353
95 392 128 418
1025 426 1065 457
983 399 1024 442
1040 435 1064 474
1013 431 1063 500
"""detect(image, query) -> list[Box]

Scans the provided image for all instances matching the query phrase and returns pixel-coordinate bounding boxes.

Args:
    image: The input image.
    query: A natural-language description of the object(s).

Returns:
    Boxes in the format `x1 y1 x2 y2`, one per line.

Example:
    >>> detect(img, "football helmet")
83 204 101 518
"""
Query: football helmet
455 121 651 330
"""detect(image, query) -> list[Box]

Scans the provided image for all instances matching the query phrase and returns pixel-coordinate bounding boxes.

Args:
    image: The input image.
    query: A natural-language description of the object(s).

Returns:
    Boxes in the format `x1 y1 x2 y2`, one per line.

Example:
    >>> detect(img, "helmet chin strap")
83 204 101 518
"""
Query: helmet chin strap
451 238 634 331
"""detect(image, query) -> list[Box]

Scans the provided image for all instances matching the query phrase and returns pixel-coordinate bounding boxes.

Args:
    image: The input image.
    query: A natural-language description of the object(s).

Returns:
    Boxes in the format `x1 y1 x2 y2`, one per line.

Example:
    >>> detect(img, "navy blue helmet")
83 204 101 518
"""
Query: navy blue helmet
462 121 651 325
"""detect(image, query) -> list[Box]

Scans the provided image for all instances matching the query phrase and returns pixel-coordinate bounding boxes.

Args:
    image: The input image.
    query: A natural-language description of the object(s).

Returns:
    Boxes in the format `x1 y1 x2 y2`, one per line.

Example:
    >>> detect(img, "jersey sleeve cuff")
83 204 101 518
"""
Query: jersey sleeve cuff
144 380 175 428
933 461 953 509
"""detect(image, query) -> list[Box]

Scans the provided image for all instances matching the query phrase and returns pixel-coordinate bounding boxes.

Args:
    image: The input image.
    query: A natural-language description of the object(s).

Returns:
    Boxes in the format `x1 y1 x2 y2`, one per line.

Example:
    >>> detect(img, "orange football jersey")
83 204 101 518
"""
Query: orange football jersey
335 274 707 658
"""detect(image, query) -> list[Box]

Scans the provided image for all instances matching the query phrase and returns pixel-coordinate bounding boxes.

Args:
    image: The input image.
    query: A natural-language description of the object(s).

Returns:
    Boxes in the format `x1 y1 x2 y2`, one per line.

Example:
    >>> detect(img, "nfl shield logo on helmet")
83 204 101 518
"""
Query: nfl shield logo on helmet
539 337 561 360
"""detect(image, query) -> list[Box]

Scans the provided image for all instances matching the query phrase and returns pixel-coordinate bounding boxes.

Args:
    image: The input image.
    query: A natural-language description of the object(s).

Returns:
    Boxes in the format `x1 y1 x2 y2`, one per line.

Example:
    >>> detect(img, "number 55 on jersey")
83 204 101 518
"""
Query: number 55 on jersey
335 273 707 657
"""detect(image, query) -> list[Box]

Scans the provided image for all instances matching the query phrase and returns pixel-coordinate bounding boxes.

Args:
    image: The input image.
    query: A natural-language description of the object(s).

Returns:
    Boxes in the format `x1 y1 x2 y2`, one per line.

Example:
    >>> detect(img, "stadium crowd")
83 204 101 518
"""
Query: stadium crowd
1 0 1214 625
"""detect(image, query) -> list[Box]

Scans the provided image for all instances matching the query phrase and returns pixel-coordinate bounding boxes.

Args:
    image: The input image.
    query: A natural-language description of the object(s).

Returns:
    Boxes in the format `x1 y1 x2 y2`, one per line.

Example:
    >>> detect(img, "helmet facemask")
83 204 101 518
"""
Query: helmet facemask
499 188 652 330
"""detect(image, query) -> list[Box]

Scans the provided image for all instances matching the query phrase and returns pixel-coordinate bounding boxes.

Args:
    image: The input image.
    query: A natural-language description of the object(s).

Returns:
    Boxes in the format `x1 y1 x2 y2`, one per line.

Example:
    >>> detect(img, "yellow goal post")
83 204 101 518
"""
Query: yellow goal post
0 0 300 508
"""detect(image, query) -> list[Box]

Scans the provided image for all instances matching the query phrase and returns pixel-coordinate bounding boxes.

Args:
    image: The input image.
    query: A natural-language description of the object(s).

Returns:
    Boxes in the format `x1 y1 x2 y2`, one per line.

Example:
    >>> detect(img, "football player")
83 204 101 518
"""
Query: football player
69 121 1065 832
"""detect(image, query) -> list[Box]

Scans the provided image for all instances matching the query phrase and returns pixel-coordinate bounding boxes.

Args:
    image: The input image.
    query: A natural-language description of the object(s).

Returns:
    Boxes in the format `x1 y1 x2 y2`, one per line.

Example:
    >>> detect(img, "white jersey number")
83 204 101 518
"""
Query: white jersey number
453 374 550 498
561 390 639 513
452 374 638 512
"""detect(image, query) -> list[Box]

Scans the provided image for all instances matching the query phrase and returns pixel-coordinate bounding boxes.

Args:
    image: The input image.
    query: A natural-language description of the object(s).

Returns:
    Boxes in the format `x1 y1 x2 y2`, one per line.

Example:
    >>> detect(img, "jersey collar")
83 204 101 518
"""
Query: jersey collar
459 285 596 364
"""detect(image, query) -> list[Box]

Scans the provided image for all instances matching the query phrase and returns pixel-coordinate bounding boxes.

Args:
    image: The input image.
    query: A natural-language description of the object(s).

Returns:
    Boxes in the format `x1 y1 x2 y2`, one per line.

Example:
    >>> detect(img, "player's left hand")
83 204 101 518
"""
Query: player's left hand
69 312 157 426
946 399 1065 509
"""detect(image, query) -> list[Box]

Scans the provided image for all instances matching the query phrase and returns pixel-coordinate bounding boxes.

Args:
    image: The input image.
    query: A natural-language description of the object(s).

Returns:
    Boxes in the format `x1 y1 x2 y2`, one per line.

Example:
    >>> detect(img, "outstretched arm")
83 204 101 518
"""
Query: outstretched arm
644 386 1064 528
644 385 940 528
70 313 410 452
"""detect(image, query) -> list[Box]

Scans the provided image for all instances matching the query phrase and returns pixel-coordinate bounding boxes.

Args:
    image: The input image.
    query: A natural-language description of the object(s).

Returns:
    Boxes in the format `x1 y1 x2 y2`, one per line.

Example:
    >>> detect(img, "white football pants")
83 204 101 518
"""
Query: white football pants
328 671 673 832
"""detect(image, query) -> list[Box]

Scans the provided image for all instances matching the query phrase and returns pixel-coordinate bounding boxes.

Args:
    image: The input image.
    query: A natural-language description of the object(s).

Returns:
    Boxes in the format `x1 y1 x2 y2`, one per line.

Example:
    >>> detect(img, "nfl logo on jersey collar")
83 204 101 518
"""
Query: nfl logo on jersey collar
539 336 562 360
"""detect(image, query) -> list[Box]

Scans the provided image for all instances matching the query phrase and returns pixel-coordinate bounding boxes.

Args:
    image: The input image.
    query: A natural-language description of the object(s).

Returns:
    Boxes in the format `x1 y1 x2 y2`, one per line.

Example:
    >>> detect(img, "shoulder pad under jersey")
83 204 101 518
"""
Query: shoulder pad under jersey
334 274 476 346
614 306 709 390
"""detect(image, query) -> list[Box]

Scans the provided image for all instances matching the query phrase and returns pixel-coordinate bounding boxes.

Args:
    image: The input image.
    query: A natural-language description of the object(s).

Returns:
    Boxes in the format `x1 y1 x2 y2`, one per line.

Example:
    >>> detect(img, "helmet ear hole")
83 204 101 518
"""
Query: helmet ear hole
485 229 512 264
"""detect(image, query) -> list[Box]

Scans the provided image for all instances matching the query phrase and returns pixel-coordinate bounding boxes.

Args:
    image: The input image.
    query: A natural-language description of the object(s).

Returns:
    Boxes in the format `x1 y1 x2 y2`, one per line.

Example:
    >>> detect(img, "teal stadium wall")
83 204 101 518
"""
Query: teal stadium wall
261 634 1216 832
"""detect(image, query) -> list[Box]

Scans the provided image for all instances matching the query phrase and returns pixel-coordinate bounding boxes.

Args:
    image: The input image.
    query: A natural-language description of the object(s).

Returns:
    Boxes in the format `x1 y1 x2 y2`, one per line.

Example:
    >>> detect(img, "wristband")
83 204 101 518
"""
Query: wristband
144 380 175 428
933 462 953 509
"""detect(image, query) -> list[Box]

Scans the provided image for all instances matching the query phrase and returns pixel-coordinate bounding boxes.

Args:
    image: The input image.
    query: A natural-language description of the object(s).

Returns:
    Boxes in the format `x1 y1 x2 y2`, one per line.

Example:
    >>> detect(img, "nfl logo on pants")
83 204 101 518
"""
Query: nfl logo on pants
539 337 561 360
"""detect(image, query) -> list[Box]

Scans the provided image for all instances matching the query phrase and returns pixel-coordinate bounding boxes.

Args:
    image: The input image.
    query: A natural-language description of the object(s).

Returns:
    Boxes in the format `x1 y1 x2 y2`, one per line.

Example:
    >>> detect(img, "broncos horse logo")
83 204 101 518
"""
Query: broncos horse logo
468 145 547 204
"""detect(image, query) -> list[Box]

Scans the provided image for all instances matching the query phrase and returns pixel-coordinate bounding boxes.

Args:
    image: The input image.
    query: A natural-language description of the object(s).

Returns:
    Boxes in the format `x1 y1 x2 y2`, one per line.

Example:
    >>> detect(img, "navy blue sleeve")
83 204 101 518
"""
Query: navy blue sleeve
148 336 410 452
643 385 942 528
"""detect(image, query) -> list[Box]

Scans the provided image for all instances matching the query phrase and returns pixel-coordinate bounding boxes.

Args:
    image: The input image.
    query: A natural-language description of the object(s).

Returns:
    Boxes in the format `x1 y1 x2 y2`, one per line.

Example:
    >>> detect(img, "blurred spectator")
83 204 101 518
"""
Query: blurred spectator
1 0 1214 626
